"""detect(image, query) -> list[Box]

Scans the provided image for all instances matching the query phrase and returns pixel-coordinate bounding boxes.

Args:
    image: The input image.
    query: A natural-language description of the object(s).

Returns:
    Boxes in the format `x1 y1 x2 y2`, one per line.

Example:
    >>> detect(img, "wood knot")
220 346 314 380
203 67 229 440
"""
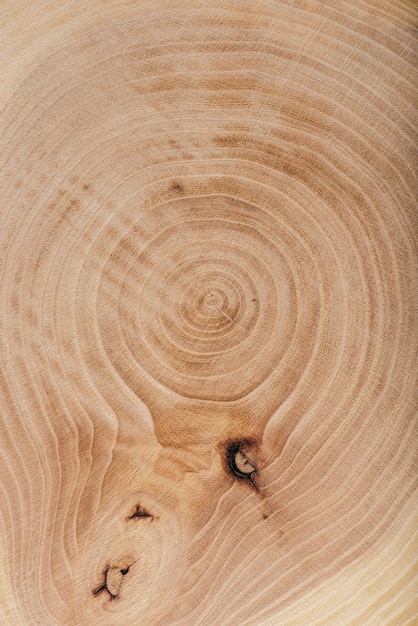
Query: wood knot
222 439 259 489
169 181 184 193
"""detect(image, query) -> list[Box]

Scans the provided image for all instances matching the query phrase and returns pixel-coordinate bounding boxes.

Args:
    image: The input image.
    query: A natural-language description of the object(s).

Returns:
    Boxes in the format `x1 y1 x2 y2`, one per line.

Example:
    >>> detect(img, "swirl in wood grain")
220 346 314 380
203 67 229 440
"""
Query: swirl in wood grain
0 2 417 625
100 194 298 402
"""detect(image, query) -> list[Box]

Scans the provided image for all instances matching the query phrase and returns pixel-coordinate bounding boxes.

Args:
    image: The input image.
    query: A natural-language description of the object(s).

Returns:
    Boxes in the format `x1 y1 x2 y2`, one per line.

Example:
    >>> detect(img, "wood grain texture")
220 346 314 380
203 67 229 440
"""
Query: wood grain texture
0 1 417 624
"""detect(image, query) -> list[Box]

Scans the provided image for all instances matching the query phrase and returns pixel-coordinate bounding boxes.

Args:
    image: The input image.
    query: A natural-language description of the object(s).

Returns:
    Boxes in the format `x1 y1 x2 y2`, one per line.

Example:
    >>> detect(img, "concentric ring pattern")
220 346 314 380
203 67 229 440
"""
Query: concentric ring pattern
105 195 298 401
0 1 417 625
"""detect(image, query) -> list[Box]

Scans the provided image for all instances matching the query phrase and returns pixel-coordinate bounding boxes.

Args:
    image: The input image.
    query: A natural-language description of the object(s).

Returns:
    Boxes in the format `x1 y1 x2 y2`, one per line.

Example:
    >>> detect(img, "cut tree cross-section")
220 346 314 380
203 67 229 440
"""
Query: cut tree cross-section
0 1 417 625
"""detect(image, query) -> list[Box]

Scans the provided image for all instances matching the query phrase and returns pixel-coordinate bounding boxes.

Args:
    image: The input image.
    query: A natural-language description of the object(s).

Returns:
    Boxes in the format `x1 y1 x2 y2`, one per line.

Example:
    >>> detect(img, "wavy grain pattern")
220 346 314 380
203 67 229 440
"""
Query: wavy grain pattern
0 1 417 624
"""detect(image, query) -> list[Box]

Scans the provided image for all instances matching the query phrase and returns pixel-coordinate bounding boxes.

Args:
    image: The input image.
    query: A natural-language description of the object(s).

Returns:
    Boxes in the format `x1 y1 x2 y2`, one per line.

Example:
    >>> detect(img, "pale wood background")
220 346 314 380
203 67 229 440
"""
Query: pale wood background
0 1 417 624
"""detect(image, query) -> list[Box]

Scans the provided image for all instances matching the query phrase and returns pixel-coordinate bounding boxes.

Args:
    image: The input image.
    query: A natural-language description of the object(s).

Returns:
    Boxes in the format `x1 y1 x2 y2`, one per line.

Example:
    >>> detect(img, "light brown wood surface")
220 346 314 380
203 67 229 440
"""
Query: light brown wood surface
0 1 417 624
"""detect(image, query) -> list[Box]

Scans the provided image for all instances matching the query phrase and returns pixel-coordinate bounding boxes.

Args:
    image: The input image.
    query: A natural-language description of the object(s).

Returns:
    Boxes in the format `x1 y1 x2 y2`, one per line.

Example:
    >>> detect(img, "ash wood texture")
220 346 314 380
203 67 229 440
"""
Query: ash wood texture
0 1 417 624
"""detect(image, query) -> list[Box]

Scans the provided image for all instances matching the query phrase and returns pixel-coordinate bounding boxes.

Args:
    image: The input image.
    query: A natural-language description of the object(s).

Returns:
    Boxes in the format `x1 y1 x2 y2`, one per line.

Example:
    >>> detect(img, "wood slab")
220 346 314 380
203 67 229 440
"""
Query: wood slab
0 1 417 624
